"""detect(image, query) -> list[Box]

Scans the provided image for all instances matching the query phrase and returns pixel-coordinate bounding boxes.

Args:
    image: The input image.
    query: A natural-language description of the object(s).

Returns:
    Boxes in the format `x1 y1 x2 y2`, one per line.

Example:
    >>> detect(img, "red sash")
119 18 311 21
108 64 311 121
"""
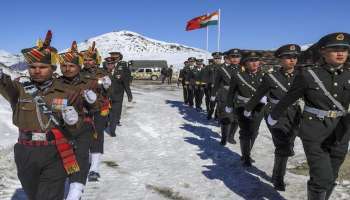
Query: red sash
51 128 80 175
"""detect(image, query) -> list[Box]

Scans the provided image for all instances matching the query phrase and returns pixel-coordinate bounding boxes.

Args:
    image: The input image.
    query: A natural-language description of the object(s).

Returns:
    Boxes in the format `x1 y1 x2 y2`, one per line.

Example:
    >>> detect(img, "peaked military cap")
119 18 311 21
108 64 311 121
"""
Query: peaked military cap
274 44 301 58
242 51 261 63
104 57 115 64
211 52 223 58
196 58 204 62
188 57 196 62
318 32 350 49
21 30 58 69
58 41 83 66
109 51 123 60
226 48 242 57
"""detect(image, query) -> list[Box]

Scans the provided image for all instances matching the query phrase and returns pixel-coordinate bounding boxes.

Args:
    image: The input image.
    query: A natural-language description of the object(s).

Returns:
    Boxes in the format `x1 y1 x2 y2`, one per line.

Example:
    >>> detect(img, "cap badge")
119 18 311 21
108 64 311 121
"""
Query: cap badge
336 34 345 41
290 45 296 51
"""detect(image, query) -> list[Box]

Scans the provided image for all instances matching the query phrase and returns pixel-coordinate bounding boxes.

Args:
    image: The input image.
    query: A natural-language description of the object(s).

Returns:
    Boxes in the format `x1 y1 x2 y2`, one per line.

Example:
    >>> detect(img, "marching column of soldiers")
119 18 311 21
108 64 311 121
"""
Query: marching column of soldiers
178 32 350 200
0 30 132 200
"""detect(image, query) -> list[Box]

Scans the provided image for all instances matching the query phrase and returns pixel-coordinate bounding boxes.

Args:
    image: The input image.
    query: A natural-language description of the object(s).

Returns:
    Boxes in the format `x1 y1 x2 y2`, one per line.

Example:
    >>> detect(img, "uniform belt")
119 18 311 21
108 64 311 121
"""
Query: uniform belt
18 131 56 146
304 106 345 119
269 98 280 104
223 85 230 90
237 95 250 103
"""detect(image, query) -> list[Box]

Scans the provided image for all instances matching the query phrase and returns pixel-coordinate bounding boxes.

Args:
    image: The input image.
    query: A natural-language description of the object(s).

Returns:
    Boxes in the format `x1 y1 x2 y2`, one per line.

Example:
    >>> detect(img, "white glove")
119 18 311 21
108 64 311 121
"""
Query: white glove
210 96 216 101
260 96 267 104
62 106 79 125
101 76 112 89
244 110 252 118
267 114 277 126
83 90 97 104
225 106 233 113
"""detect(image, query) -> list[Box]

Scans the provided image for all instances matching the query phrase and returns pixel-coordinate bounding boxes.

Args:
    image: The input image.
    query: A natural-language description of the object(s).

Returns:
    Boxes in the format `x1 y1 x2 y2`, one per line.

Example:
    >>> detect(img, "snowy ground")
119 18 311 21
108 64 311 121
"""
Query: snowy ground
0 83 350 200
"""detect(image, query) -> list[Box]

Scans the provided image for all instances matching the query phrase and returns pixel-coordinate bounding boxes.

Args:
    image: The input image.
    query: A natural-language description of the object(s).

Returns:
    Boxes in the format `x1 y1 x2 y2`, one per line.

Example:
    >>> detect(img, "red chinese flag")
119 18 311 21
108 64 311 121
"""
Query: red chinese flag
186 15 208 31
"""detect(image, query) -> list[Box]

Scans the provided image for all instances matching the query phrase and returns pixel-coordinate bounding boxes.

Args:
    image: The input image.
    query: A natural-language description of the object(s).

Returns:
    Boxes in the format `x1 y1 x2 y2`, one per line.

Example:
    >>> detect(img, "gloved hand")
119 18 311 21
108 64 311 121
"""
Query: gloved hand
62 106 79 125
243 110 252 118
267 114 277 126
210 96 216 102
83 90 97 104
225 106 233 113
101 76 112 89
260 96 267 104
128 96 133 102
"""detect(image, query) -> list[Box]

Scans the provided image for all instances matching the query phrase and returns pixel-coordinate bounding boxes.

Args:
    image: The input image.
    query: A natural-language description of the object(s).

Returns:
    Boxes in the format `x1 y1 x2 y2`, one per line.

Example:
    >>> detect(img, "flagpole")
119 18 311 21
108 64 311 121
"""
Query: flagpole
217 9 221 51
206 13 209 52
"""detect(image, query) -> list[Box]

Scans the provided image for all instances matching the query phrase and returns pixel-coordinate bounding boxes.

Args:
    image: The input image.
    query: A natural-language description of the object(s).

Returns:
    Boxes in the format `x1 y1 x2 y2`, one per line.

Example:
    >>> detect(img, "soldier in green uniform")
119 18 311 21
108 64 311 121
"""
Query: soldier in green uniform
57 41 100 199
245 44 301 191
226 51 266 167
0 31 81 200
184 57 196 107
268 33 350 199
211 49 241 145
80 42 112 182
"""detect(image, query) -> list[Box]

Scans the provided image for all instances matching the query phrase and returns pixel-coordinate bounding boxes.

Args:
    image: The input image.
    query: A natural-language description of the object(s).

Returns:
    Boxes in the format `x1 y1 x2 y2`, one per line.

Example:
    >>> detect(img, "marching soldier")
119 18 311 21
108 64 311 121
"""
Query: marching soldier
193 58 205 110
109 52 132 82
203 53 221 119
184 57 196 107
0 31 81 200
268 33 350 199
212 49 241 145
105 54 132 135
245 44 302 191
226 51 266 167
57 41 100 199
178 61 190 104
80 42 112 182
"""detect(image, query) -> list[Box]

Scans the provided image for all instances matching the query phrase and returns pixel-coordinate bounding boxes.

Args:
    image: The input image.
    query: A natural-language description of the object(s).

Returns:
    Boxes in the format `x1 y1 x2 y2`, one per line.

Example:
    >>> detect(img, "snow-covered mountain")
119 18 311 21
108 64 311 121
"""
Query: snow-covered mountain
65 30 211 68
0 50 23 67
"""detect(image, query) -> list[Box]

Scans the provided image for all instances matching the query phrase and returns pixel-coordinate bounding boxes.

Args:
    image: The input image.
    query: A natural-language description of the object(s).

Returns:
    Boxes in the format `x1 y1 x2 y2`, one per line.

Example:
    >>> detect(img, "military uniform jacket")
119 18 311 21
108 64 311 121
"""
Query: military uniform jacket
212 64 240 97
245 67 296 111
0 75 81 133
109 63 133 101
226 69 264 108
183 66 195 85
271 64 350 120
178 68 185 85
193 66 205 86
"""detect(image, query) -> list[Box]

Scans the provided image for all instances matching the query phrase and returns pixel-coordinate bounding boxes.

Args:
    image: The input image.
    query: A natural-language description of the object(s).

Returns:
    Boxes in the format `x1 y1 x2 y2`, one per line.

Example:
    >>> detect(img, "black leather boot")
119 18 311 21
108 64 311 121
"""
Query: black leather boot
240 139 252 167
220 125 229 146
308 187 326 200
271 156 288 191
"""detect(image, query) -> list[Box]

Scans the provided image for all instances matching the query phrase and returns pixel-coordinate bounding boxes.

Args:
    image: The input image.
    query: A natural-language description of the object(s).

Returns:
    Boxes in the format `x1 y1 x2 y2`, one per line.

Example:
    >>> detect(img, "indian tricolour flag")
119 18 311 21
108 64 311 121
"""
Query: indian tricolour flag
186 11 219 31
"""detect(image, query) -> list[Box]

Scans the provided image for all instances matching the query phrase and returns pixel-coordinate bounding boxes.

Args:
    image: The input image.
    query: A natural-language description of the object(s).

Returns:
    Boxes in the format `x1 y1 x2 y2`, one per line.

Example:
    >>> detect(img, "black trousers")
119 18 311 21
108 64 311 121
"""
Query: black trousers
91 112 108 154
204 85 211 112
298 114 350 193
14 144 67 200
236 107 265 152
182 84 188 104
194 85 204 109
266 105 300 157
70 123 93 185
109 95 124 134
187 85 194 107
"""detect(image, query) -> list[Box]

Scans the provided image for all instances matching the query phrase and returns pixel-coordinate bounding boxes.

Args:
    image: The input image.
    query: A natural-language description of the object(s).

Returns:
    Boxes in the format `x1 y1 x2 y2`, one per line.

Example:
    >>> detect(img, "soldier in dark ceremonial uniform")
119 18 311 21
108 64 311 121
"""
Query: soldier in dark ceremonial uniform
268 33 350 199
105 54 132 135
212 49 242 145
80 42 112 182
193 58 205 110
203 52 222 120
178 61 190 104
0 31 81 200
226 51 266 167
183 57 196 107
245 44 302 191
109 52 132 82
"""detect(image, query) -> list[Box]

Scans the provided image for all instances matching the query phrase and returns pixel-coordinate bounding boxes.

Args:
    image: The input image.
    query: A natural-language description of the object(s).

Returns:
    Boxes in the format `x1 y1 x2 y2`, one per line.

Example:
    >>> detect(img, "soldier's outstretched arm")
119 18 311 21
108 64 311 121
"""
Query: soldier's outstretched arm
0 71 20 104
212 70 221 97
270 72 306 120
245 75 271 112
226 76 238 108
